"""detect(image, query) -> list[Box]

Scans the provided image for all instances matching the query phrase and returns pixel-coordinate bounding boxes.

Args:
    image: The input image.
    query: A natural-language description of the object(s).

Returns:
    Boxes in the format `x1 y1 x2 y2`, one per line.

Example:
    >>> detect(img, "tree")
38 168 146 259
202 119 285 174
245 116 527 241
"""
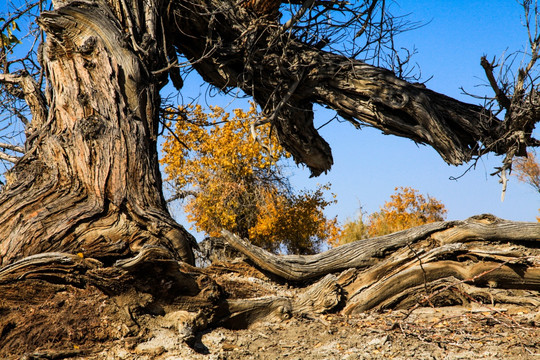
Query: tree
513 151 540 220
514 151 540 194
0 0 539 356
0 0 537 265
161 103 339 254
335 187 446 246
367 187 446 237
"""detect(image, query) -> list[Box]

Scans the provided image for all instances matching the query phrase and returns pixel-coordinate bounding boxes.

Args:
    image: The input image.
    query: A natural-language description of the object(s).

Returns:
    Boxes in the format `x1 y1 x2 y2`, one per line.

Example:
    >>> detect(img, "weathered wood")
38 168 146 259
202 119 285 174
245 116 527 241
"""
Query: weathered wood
344 259 540 314
0 0 195 266
222 216 540 282
293 274 343 314
215 273 342 329
169 0 536 175
0 252 102 285
221 215 540 314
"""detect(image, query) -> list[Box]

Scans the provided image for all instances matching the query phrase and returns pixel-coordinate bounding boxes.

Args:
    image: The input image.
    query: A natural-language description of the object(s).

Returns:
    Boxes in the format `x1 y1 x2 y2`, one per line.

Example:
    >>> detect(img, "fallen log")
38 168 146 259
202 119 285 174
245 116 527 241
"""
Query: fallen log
222 214 540 281
223 214 540 313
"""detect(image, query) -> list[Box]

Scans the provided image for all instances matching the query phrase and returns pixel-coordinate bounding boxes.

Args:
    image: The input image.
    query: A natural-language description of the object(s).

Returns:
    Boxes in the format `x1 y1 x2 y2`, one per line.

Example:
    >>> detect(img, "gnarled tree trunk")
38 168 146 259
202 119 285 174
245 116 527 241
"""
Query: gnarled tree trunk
0 0 539 357
0 0 195 266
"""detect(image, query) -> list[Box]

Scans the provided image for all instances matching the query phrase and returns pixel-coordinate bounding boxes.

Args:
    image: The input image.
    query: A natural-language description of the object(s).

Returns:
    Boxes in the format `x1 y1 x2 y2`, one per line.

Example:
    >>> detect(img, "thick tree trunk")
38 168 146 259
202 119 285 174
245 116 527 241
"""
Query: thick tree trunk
0 0 195 266
0 1 539 356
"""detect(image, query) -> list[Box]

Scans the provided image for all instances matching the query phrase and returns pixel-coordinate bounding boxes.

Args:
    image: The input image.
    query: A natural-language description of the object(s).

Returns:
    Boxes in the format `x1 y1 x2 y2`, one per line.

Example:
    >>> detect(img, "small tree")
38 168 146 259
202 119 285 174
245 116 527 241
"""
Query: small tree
335 187 447 246
513 151 540 220
161 104 338 254
514 151 540 193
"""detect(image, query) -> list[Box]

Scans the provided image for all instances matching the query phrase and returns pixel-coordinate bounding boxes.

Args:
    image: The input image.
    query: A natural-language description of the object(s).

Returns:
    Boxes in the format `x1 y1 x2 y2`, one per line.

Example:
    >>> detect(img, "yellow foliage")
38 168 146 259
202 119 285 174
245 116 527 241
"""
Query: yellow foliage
329 210 367 247
161 103 339 254
250 185 340 254
367 186 447 237
335 187 446 246
513 151 540 221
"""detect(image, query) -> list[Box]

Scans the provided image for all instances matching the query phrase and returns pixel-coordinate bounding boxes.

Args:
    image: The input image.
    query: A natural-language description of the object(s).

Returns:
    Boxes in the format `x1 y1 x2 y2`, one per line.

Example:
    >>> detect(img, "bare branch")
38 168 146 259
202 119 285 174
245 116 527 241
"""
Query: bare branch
0 150 19 163
480 56 511 110
283 0 315 31
0 142 24 153
0 72 47 128
166 190 198 203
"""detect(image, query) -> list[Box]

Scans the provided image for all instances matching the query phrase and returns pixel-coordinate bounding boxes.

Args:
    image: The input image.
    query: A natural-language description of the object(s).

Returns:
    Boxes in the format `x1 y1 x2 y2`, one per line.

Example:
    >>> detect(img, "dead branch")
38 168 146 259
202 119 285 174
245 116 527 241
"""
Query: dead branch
222 215 540 282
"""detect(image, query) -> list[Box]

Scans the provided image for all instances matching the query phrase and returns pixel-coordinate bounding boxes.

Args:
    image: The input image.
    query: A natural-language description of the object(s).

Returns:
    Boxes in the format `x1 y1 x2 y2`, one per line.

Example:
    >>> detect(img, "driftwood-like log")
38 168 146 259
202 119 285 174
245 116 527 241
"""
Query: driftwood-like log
222 215 540 282
221 222 453 281
223 215 540 312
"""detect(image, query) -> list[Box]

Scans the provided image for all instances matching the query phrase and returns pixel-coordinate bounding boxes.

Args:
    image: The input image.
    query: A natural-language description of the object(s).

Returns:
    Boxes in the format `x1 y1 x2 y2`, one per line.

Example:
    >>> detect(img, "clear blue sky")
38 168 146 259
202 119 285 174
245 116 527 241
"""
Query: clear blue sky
298 0 539 223
168 1 539 240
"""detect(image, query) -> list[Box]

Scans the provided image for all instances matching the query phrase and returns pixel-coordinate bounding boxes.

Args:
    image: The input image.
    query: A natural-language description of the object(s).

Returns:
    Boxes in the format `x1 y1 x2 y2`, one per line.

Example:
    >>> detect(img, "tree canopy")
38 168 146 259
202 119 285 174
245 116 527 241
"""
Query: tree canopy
334 187 446 246
161 103 339 254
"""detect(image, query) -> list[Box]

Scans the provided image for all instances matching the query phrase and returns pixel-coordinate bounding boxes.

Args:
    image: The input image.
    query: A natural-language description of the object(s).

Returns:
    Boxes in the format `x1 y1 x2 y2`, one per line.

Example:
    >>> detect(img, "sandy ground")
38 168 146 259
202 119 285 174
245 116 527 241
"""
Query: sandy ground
91 304 540 359
3 260 539 359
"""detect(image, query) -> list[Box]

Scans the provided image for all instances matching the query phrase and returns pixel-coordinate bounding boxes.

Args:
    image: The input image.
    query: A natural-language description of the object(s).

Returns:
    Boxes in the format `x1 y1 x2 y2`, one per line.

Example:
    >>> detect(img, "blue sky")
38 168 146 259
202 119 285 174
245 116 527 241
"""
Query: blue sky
168 1 539 239
302 0 539 222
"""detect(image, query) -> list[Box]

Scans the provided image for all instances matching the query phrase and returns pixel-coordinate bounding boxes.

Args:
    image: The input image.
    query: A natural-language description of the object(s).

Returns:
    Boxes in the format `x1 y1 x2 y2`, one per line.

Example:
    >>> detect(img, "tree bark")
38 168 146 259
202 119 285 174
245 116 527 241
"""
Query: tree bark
222 215 540 313
169 0 533 176
222 215 540 281
0 0 195 266
0 1 539 355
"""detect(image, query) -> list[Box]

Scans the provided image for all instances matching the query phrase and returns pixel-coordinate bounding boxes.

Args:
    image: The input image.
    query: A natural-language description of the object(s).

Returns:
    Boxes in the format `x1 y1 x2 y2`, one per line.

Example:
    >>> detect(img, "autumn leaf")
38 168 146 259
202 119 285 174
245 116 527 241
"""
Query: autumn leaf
335 187 446 246
161 103 338 254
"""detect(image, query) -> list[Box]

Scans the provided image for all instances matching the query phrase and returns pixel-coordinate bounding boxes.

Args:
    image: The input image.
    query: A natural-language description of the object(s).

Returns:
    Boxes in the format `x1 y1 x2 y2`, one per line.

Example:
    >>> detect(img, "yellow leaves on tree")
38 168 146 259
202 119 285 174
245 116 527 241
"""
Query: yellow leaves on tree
333 187 447 247
514 152 540 193
250 185 339 254
513 151 540 221
160 103 339 254
368 187 447 237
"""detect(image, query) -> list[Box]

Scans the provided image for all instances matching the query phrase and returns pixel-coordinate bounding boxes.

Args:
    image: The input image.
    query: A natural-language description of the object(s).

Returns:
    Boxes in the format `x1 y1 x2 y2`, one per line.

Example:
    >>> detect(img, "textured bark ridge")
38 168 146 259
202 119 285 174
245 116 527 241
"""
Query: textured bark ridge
169 0 530 176
0 1 195 266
